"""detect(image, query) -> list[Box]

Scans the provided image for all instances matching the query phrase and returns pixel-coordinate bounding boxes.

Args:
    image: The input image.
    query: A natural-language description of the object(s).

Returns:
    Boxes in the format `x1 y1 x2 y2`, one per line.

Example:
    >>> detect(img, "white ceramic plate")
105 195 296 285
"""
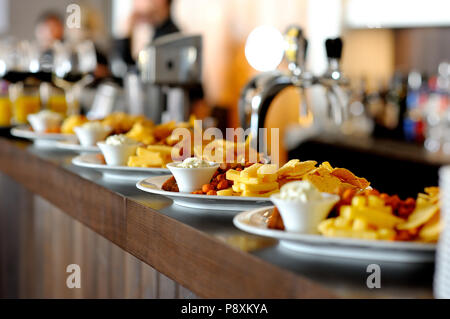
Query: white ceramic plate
136 175 272 211
72 153 170 181
11 126 76 142
55 140 100 153
233 207 436 263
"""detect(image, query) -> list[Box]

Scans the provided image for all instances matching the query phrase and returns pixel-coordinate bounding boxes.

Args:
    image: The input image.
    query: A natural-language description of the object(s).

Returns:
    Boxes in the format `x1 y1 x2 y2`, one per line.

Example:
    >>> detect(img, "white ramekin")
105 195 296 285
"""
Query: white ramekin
270 193 339 234
97 142 138 166
166 162 220 193
27 113 62 133
74 125 111 146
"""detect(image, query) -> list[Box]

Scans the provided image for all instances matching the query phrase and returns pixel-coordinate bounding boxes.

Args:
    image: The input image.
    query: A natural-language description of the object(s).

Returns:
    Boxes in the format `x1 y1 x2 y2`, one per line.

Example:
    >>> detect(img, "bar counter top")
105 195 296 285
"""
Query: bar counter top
0 137 435 298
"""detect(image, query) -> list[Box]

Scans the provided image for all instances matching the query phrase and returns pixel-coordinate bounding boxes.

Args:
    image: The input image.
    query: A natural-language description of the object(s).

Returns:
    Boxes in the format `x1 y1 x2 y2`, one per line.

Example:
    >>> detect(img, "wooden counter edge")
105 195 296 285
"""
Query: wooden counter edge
0 138 336 298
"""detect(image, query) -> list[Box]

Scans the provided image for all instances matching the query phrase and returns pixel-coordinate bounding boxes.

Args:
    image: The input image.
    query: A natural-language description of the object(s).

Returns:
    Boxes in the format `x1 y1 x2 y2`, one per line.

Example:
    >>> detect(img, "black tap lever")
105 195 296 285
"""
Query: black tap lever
325 37 343 60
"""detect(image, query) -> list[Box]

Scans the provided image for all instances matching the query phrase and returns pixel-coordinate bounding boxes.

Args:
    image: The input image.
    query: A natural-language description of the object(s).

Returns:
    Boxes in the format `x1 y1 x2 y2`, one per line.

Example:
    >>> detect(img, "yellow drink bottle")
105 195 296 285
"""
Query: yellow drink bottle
0 96 12 126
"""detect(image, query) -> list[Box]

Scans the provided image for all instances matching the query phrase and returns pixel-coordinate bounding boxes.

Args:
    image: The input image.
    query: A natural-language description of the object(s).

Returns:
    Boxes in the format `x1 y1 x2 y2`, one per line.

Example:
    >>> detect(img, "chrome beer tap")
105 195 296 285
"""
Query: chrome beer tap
319 38 349 126
239 26 349 151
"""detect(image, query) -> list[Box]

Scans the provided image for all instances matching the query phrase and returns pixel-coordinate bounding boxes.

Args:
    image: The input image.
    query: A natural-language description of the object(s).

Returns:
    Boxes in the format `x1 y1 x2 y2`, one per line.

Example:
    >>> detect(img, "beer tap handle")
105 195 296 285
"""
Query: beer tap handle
284 26 308 76
325 37 343 60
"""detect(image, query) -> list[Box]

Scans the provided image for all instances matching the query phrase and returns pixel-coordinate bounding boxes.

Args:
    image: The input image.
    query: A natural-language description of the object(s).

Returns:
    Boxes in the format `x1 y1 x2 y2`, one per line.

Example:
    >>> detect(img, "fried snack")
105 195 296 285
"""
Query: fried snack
196 137 263 164
318 194 402 240
126 122 155 145
397 187 441 242
194 163 248 195
162 176 178 192
101 112 150 134
303 173 343 194
226 163 280 197
266 207 285 230
95 153 106 165
418 212 442 242
128 145 174 168
276 160 368 195
330 168 370 189
316 187 441 242
61 115 88 134
153 121 176 141
277 159 317 178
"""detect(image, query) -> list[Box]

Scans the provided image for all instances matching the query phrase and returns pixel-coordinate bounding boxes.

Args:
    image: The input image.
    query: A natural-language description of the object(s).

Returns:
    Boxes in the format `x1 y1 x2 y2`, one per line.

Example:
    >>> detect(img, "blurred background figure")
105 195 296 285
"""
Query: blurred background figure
113 0 208 121
64 2 110 79
114 0 178 67
34 11 64 71
35 11 64 51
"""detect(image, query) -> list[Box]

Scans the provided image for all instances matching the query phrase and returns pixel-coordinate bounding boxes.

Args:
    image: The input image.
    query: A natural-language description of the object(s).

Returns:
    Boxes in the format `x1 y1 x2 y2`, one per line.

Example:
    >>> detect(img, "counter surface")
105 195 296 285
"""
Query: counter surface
0 137 435 298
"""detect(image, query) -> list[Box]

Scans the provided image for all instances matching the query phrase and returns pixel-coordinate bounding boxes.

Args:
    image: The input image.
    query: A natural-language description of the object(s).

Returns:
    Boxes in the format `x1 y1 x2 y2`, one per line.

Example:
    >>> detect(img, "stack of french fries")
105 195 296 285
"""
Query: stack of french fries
318 187 442 242
318 194 402 240
127 145 175 168
225 163 279 197
397 187 441 242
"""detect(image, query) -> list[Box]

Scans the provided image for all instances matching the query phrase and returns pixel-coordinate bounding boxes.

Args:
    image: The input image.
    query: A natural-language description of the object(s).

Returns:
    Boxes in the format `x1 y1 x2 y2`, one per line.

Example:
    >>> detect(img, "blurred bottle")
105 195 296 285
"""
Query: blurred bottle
424 62 450 154
0 81 12 126
10 82 41 125
367 80 387 138
341 78 374 136
40 82 67 116
403 71 426 143
384 72 407 140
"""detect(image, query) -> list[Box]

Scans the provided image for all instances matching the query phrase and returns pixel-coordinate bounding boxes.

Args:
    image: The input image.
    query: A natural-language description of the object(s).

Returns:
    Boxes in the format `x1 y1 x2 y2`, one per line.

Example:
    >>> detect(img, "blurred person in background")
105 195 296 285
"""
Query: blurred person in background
113 0 209 120
65 3 110 79
34 6 110 79
35 12 64 71
114 0 178 66
35 12 64 51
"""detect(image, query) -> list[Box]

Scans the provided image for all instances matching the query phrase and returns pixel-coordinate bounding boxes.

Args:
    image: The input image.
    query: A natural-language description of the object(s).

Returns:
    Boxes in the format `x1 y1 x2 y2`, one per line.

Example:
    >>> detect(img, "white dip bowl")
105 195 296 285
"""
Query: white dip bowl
270 191 339 234
167 161 219 193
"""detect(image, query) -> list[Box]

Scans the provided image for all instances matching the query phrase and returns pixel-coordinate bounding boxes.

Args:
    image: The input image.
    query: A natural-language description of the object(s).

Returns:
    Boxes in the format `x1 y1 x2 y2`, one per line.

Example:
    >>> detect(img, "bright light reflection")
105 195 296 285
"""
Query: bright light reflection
245 25 284 72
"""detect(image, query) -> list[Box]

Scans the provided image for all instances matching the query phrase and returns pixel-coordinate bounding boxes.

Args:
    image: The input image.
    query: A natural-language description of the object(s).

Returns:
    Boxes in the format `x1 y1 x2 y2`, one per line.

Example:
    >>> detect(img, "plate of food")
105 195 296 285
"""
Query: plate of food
135 157 372 212
10 111 83 145
72 152 170 180
11 125 76 141
233 179 440 262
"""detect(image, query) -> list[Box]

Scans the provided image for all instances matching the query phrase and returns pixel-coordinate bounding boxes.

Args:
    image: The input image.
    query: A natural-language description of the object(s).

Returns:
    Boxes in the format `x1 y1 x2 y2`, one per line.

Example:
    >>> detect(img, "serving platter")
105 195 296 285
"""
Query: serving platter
136 175 272 211
55 140 100 153
72 153 170 181
233 206 436 263
11 125 76 142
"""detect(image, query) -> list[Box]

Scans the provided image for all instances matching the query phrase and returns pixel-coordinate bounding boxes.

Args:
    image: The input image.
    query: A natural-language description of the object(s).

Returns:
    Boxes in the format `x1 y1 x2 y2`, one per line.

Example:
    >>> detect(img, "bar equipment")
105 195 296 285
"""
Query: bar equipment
136 33 202 124
239 26 350 150
52 40 97 115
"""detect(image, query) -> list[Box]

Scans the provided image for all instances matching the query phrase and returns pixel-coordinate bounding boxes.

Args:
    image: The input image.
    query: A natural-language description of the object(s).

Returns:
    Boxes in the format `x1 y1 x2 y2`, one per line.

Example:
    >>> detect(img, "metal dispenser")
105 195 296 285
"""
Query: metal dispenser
137 33 202 123
239 26 349 150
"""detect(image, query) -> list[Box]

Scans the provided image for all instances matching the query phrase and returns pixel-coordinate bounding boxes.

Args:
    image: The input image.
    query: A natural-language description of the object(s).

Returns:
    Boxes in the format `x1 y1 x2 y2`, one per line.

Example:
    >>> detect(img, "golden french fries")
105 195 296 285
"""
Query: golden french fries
418 212 442 242
397 187 441 242
128 145 174 168
217 188 233 196
126 122 155 145
318 186 442 243
226 163 280 197
61 115 88 134
319 195 401 240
